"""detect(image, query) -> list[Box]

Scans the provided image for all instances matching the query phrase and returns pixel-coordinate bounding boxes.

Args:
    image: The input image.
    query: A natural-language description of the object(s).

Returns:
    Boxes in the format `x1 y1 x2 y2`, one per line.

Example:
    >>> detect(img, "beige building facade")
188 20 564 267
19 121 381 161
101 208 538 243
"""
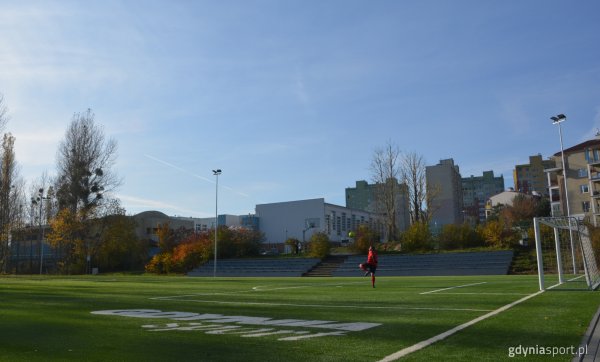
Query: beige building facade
514 154 556 196
545 136 600 225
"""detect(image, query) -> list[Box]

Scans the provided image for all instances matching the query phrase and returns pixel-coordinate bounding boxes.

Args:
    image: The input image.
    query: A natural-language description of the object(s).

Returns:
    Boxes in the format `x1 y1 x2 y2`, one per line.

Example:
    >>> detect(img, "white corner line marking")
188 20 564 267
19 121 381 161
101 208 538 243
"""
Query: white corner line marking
148 296 493 312
378 289 545 362
420 282 487 295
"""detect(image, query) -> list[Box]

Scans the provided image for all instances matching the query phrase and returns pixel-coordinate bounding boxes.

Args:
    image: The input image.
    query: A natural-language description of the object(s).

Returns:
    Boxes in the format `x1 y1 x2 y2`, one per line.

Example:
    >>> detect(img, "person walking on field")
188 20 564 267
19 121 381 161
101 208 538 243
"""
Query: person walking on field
359 246 378 288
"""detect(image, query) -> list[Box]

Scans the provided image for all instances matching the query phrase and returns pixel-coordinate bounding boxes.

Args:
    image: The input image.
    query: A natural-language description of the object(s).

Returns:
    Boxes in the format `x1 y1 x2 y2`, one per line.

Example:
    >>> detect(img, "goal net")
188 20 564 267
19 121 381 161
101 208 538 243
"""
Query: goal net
533 217 600 291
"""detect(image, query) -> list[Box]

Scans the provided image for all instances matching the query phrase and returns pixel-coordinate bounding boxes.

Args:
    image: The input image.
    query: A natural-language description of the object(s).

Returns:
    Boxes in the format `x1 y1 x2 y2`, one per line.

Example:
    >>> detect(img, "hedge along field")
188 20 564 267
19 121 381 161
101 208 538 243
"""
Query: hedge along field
0 274 597 361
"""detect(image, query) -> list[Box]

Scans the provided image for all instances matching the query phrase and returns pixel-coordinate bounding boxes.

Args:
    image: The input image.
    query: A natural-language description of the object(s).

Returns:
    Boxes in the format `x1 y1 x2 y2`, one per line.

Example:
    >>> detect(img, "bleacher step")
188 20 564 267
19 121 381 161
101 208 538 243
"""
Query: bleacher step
303 255 348 277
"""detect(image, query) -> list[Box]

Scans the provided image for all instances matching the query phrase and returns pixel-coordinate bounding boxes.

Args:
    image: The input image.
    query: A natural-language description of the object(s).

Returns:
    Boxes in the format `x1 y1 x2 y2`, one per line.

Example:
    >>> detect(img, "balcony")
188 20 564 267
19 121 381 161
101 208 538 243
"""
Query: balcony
588 158 600 166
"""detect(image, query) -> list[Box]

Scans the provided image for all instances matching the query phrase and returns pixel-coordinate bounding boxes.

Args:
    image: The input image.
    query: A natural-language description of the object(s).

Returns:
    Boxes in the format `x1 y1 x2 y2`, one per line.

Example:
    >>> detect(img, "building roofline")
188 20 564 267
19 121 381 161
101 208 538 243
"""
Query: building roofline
553 139 600 156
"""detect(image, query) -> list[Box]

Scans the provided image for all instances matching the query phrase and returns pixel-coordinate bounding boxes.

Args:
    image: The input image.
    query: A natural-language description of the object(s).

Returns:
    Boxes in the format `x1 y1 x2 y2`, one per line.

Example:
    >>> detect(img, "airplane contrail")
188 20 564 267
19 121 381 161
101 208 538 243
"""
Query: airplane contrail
143 154 251 198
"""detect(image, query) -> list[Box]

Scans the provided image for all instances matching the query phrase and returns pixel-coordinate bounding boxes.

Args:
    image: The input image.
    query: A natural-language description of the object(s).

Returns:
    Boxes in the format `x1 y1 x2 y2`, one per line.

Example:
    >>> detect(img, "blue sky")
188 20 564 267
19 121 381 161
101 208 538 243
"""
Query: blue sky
2 0 600 218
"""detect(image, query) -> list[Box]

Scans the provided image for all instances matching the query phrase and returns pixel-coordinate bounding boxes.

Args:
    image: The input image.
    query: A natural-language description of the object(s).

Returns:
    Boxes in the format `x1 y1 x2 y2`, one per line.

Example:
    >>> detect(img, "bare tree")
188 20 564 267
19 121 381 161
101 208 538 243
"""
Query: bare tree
370 141 402 241
400 151 433 224
0 93 8 132
55 109 120 218
423 182 441 223
0 133 24 272
53 109 121 273
371 143 439 237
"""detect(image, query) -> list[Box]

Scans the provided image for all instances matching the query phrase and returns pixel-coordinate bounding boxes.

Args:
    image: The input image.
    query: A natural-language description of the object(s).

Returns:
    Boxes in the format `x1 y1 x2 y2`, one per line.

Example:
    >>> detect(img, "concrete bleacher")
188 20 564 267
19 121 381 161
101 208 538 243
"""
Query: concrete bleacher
187 257 321 277
331 250 514 277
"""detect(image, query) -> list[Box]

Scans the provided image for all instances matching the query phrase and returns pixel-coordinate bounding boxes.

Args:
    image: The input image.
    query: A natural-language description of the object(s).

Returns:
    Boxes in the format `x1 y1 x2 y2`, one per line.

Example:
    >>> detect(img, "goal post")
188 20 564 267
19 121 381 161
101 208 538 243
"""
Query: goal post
534 216 600 291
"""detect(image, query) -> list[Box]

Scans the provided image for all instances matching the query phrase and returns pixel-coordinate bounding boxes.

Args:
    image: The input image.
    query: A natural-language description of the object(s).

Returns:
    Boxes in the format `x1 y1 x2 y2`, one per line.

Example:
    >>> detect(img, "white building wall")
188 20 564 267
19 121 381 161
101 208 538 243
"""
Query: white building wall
324 203 379 241
173 214 242 232
256 198 326 245
256 198 381 246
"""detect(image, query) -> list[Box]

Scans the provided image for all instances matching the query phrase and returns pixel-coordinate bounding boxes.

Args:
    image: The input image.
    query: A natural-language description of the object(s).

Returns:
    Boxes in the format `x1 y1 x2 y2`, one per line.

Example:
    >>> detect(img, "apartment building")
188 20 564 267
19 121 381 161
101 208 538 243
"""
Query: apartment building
545 135 600 225
462 171 505 224
345 179 411 233
514 154 556 196
426 158 464 226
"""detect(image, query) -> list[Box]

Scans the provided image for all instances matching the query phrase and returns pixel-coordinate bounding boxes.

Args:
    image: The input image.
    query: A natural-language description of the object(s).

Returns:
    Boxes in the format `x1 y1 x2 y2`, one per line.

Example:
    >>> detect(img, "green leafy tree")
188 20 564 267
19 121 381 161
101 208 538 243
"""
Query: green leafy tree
211 226 262 258
438 223 484 250
285 237 301 254
95 214 147 272
401 221 433 252
46 208 84 273
308 232 330 259
481 219 518 248
351 225 379 254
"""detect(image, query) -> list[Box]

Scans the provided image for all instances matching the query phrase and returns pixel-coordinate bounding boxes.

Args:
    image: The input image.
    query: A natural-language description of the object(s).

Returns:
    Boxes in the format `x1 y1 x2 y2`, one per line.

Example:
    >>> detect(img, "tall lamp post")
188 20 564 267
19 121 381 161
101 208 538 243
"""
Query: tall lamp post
32 188 51 275
212 169 222 277
551 114 576 274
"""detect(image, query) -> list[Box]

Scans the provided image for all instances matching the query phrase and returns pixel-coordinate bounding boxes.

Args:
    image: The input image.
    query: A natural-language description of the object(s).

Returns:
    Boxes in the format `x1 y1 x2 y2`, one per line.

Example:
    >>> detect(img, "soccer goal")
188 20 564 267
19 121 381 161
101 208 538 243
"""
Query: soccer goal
533 217 600 291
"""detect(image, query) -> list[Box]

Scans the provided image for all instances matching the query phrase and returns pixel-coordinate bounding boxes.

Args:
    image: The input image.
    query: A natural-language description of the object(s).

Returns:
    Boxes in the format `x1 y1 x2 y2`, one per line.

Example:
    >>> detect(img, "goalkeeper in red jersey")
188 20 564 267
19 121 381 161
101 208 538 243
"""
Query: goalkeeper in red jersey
359 246 378 288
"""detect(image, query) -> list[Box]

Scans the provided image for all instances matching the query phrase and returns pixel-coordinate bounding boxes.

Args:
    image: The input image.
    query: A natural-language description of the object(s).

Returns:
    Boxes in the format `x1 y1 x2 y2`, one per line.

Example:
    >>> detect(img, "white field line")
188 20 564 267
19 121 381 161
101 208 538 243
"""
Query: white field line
429 292 531 296
379 278 581 361
378 289 545 362
149 295 493 312
419 282 487 295
252 281 367 291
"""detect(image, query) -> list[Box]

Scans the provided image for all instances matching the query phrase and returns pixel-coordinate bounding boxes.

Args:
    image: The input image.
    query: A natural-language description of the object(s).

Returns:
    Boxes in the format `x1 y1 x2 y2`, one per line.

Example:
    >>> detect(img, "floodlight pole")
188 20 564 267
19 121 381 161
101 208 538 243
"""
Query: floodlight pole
32 188 51 275
212 169 221 278
534 217 545 291
551 114 576 274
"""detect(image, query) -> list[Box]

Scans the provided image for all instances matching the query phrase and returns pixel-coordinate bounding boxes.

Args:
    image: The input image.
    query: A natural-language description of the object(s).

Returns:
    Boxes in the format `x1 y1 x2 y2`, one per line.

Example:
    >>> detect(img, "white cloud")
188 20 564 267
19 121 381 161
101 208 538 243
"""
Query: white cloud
13 130 63 166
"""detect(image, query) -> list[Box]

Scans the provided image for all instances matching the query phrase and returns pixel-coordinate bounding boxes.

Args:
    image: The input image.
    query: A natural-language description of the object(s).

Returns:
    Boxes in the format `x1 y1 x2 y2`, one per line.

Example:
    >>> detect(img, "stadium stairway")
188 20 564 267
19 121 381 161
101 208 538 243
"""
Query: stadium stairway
187 257 321 277
303 255 348 277
331 250 514 277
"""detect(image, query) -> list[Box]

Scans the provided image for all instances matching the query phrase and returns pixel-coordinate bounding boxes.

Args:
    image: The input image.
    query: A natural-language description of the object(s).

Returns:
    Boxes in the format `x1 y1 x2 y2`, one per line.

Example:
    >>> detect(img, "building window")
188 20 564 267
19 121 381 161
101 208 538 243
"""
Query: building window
331 211 336 230
582 201 591 213
578 168 588 178
581 184 589 193
585 148 600 162
552 204 562 217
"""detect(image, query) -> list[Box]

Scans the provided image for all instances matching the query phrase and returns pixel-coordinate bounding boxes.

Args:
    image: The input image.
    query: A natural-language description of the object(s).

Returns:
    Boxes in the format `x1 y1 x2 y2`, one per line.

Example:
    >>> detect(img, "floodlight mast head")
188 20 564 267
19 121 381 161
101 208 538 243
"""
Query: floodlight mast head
212 169 222 175
550 114 566 124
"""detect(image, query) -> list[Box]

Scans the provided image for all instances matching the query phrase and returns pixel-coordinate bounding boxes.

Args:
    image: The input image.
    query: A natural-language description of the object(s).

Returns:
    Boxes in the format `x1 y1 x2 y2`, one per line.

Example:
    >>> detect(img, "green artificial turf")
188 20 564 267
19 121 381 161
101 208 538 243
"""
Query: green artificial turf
0 274 596 361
